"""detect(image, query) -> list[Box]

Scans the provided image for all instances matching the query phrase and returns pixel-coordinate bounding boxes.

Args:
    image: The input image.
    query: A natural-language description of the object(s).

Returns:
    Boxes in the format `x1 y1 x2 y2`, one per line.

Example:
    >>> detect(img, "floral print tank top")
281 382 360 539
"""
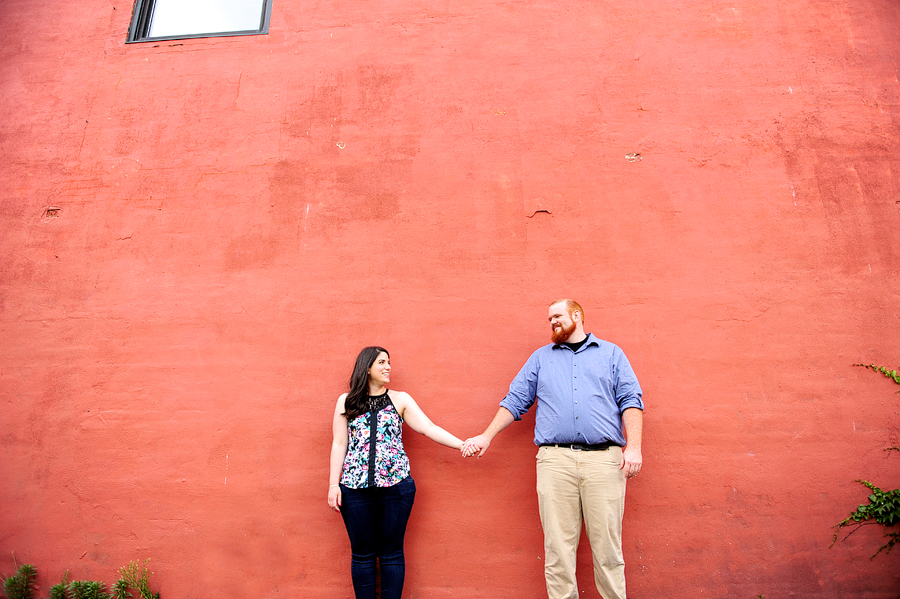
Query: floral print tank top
341 391 411 488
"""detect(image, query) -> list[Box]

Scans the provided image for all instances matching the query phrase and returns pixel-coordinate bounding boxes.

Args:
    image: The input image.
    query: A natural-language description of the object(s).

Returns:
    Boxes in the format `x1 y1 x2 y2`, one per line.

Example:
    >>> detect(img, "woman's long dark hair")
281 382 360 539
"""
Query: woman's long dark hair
343 346 389 421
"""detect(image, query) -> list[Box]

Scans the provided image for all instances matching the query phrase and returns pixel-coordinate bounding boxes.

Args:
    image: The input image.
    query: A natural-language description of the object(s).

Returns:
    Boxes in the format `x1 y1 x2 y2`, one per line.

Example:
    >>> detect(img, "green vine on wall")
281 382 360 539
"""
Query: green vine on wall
832 480 900 558
855 363 900 385
831 363 900 559
854 363 900 452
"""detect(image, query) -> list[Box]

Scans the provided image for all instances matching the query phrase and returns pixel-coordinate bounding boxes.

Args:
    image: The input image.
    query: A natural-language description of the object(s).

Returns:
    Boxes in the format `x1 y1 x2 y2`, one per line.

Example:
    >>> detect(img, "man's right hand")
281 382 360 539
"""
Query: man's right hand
461 435 491 458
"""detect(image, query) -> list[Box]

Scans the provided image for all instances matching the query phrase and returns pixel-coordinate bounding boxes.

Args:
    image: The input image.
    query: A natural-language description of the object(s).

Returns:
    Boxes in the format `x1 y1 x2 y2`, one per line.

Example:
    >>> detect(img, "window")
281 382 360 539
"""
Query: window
127 0 272 43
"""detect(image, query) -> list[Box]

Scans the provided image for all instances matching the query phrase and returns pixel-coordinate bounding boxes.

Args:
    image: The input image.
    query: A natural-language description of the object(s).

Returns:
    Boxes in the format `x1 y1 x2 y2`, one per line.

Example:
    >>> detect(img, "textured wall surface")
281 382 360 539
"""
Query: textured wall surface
1 1 899 597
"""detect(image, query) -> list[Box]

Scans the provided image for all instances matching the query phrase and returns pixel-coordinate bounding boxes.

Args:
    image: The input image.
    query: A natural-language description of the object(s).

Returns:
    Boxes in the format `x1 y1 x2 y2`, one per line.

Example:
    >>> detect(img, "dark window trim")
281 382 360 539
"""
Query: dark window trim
127 0 272 44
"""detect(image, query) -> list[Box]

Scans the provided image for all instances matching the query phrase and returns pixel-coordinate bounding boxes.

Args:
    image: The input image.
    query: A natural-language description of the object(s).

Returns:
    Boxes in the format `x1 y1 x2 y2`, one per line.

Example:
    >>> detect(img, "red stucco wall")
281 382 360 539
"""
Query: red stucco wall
2 1 899 597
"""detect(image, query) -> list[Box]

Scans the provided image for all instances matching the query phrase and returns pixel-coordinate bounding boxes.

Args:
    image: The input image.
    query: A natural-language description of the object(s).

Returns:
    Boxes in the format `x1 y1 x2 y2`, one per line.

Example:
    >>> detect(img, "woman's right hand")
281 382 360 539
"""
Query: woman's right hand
328 485 342 512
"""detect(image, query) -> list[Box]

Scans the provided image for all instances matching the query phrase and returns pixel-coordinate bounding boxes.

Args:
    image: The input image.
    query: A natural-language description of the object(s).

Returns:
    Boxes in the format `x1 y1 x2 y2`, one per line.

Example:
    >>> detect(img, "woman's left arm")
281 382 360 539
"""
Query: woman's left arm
393 392 464 450
328 394 350 511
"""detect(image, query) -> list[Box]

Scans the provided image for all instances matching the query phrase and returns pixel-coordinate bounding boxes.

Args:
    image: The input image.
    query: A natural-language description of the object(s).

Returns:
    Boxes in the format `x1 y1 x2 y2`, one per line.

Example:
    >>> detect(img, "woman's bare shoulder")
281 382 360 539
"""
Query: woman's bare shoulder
387 389 412 405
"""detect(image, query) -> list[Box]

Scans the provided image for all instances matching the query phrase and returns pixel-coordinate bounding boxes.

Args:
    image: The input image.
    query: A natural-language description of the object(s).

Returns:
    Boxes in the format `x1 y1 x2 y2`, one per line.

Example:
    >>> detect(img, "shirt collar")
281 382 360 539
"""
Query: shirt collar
552 332 599 351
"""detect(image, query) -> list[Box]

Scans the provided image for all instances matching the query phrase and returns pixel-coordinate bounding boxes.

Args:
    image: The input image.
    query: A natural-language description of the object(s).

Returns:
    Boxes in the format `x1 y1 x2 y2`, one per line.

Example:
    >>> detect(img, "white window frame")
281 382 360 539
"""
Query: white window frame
127 0 272 43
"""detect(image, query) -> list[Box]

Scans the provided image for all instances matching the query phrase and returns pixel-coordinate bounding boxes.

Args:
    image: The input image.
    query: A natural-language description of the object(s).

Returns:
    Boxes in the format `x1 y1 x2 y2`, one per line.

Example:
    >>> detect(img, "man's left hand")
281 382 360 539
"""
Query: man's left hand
620 445 642 479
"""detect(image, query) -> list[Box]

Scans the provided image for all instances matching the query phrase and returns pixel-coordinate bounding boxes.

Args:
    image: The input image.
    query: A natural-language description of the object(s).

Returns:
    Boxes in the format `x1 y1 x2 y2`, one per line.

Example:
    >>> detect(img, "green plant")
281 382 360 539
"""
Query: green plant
117 561 158 599
1 558 36 599
833 480 900 558
66 581 110 599
110 579 131 599
48 571 69 599
855 362 900 385
856 364 900 452
2 558 159 599
832 362 900 559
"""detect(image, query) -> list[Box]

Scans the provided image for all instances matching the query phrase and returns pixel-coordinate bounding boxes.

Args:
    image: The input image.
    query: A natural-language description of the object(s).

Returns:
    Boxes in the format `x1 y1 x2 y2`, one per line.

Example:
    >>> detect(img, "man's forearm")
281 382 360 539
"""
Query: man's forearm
622 407 643 449
483 406 515 439
620 407 643 477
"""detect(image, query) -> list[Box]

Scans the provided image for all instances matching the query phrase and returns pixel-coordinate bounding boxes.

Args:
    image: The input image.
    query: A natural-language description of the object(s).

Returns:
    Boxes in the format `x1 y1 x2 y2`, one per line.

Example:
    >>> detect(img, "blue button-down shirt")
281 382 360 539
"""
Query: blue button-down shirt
499 333 643 447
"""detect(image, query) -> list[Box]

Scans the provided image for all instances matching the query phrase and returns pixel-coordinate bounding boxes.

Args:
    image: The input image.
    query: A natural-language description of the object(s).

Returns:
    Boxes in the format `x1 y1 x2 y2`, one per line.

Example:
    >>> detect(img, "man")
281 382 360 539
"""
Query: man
462 299 643 599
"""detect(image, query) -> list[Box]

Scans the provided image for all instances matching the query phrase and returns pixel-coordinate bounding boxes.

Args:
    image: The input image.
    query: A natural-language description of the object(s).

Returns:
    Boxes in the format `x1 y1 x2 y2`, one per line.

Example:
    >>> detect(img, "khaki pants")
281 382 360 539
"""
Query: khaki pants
536 445 627 599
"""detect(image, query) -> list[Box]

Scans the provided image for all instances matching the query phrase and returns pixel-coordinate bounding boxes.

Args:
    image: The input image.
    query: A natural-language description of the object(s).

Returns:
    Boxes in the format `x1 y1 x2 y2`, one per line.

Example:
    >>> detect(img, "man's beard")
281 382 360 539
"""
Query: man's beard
551 321 576 344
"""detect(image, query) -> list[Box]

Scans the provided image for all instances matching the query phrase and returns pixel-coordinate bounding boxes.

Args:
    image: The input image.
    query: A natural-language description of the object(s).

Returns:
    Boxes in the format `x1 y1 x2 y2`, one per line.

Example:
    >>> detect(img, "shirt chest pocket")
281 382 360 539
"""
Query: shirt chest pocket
577 360 615 396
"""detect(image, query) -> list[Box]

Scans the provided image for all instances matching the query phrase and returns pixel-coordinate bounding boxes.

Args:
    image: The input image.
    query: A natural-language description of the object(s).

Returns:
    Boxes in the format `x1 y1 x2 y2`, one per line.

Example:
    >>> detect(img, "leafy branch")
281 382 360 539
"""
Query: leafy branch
831 361 900 559
832 480 900 559
854 363 900 385
855 363 900 452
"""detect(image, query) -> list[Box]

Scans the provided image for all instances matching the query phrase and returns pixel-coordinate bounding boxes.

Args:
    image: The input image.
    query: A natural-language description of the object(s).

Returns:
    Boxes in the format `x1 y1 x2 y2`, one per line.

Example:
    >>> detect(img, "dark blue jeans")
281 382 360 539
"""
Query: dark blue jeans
340 477 416 599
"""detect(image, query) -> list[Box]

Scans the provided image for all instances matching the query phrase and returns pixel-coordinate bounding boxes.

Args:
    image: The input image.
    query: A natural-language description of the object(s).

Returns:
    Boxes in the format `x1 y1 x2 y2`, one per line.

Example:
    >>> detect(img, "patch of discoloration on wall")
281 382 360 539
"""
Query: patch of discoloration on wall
776 116 900 271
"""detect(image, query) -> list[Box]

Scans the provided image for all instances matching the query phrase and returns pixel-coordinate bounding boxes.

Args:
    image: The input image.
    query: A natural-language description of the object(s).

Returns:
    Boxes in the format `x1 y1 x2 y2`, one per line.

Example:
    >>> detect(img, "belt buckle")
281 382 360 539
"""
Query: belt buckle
569 443 585 451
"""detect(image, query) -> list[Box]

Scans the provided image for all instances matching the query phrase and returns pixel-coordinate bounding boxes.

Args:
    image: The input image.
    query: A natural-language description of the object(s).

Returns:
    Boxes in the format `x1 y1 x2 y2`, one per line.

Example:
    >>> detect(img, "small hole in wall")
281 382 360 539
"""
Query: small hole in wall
43 207 61 219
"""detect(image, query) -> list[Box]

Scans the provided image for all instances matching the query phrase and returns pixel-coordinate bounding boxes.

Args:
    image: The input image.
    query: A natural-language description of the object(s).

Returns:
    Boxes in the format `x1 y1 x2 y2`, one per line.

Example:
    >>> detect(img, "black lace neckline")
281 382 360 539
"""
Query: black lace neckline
366 391 390 413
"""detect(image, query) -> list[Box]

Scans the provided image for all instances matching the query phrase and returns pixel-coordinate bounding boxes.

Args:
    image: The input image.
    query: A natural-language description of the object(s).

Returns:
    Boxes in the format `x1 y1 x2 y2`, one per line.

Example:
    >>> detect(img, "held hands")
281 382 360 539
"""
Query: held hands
460 441 477 458
460 435 491 458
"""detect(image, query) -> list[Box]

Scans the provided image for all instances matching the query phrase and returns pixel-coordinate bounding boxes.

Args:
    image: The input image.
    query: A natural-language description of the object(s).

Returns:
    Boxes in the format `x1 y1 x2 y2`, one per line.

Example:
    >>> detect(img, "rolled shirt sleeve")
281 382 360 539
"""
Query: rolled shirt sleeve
611 345 644 412
499 352 540 420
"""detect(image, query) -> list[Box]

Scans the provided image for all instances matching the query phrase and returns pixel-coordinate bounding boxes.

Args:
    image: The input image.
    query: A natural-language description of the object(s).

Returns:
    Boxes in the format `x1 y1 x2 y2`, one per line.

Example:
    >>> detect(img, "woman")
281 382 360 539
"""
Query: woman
328 346 467 599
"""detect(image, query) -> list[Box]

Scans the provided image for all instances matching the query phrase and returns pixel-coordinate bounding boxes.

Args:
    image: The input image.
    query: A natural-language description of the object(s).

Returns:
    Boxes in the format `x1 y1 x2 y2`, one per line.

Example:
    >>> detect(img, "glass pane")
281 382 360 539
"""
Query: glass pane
148 0 265 38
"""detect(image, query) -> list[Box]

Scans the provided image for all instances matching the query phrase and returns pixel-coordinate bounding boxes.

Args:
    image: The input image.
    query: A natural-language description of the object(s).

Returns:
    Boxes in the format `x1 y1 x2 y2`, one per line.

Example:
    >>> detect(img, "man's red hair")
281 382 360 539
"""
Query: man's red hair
550 299 585 323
